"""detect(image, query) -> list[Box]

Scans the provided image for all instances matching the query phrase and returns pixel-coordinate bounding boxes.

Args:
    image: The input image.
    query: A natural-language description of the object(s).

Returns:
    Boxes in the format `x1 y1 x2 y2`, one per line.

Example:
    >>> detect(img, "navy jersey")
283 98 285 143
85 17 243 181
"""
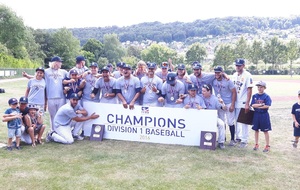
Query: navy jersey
251 93 272 113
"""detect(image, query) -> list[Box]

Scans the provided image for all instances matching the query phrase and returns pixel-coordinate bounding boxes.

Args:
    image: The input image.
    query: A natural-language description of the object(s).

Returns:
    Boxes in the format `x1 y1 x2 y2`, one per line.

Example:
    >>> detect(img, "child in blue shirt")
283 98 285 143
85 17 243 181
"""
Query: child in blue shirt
2 98 23 150
251 81 272 153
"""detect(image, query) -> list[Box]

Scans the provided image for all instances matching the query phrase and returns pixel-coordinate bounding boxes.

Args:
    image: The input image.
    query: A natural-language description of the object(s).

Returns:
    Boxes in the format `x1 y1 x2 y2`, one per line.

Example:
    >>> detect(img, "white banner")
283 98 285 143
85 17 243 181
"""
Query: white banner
83 102 217 146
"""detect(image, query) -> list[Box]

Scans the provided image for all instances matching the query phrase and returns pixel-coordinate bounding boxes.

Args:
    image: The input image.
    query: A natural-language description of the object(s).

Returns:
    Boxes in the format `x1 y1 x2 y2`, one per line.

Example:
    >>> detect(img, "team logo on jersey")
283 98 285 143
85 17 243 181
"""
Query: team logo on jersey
141 107 149 114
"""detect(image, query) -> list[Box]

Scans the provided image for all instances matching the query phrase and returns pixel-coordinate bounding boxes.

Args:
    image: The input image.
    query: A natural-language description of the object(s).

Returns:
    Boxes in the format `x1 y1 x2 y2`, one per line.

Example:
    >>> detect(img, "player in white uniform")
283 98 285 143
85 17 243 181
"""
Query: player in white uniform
212 66 237 146
232 59 253 148
46 93 99 144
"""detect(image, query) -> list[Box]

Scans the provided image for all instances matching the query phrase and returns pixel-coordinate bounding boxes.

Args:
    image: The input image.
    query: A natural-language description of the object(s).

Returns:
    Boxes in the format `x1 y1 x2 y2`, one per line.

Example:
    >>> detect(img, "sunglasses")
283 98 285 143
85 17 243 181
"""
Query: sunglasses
203 84 211 91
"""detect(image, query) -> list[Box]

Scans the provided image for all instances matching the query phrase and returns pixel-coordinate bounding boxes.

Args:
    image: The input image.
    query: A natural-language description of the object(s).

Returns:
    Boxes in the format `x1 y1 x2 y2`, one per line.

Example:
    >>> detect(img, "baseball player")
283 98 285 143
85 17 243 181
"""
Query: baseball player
232 58 253 148
46 93 99 144
183 84 206 109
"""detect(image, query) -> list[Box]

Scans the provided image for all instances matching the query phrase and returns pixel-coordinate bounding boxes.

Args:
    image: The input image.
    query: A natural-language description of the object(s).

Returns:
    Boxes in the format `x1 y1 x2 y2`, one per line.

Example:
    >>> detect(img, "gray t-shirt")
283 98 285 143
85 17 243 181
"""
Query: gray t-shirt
183 94 206 109
95 77 117 104
45 68 68 99
116 75 141 104
140 75 163 106
161 80 185 108
189 73 215 94
201 94 222 110
54 102 82 128
27 78 46 105
212 78 235 104
82 74 99 102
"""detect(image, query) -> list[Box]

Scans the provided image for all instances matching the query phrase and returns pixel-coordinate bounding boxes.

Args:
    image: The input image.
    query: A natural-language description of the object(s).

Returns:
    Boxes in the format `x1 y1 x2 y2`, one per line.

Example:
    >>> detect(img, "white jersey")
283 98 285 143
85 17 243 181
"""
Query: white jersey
232 70 253 108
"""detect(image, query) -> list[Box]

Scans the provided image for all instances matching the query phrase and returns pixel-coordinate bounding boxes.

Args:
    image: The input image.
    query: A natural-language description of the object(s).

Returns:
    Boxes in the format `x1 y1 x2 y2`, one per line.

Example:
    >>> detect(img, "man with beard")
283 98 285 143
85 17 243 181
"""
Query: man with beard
155 62 169 83
81 62 100 104
212 66 237 146
46 93 99 144
175 63 192 94
158 72 185 108
140 62 163 107
232 58 253 148
91 66 117 104
189 61 216 95
116 63 141 109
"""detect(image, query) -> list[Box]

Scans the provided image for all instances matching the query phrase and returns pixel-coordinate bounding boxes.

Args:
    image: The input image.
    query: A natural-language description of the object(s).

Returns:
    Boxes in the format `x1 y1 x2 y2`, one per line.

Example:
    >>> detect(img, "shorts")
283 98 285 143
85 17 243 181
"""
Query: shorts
8 128 21 138
252 112 272 132
293 122 300 136
34 124 44 134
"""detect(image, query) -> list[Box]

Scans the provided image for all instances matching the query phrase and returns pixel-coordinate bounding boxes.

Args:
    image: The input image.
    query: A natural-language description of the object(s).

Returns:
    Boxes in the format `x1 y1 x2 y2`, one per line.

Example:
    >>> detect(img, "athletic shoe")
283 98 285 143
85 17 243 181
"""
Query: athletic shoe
45 131 53 143
73 135 84 141
236 139 241 143
239 142 247 148
292 141 298 148
218 143 225 149
263 145 270 153
229 140 236 146
80 130 84 138
6 146 12 151
15 146 21 150
253 144 259 151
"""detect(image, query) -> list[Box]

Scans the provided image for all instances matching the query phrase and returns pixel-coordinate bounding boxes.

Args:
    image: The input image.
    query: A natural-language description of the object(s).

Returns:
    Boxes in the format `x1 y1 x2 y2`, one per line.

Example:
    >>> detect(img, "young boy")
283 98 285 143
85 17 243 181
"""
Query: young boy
250 81 272 153
291 90 300 148
24 104 46 146
2 98 23 150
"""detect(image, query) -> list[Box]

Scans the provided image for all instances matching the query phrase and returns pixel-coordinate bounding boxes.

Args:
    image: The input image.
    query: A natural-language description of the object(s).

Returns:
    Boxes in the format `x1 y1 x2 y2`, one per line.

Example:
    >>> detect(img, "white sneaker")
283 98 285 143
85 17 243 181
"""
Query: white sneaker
73 135 84 141
45 131 53 143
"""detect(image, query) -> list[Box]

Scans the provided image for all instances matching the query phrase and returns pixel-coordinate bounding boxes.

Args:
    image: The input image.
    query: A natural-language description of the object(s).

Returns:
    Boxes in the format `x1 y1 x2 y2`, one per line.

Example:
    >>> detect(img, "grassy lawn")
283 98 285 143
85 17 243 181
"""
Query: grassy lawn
0 76 300 190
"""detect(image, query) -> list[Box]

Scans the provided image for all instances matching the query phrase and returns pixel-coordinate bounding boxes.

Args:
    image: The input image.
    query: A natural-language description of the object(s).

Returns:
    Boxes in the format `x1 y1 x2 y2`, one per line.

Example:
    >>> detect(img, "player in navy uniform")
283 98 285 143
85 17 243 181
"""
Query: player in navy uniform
291 90 300 148
250 81 272 152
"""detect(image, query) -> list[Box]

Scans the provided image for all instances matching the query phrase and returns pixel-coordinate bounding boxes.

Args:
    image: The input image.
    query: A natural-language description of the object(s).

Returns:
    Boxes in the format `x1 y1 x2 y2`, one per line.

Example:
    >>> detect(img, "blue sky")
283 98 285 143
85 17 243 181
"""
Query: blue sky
0 0 299 29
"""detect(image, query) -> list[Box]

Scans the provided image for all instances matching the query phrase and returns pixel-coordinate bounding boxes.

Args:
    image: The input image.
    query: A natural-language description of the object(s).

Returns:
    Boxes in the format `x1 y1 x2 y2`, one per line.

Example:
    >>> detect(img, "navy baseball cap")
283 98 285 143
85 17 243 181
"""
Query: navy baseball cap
19 96 28 104
188 84 198 91
70 93 80 100
122 63 132 70
69 69 78 75
107 63 113 68
235 59 245 66
89 62 98 68
8 98 18 105
147 62 156 69
51 56 63 62
177 64 185 70
76 56 85 63
214 66 223 72
101 66 110 72
116 62 124 68
166 72 177 85
28 104 38 110
35 67 45 73
192 61 202 69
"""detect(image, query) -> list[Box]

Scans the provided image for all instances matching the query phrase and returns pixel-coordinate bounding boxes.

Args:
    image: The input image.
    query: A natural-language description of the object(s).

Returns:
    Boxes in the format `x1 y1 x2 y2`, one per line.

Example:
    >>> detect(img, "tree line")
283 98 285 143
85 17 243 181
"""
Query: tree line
0 4 300 74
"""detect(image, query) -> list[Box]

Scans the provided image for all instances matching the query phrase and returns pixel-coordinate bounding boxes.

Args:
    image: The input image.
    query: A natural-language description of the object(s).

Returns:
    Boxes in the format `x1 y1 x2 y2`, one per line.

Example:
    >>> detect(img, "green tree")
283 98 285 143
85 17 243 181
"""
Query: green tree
127 45 142 60
185 42 207 64
286 39 300 75
213 44 235 71
0 5 28 58
103 33 125 63
141 43 177 64
263 37 286 72
248 39 264 69
234 36 249 59
82 38 104 62
49 28 81 69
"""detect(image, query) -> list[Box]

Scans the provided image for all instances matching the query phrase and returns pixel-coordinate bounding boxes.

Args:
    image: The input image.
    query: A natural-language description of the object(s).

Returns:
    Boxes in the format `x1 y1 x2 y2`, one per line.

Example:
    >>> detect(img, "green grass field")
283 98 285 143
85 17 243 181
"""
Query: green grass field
0 75 300 190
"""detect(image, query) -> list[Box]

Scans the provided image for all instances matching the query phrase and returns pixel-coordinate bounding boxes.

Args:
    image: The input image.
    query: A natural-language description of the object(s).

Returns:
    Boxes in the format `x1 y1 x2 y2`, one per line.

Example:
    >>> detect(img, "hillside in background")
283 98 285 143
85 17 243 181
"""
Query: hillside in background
46 16 300 45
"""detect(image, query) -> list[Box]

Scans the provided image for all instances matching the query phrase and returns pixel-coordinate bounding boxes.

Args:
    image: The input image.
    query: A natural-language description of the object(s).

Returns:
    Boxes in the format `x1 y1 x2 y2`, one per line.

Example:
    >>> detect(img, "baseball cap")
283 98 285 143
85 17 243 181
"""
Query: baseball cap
161 62 168 69
122 63 132 70
8 98 18 105
51 56 63 62
256 81 266 87
28 104 39 110
192 61 202 69
203 84 212 91
70 93 80 100
147 62 156 69
76 56 85 63
177 64 185 70
107 63 113 68
214 66 223 72
36 67 45 73
116 62 125 68
166 72 177 85
69 69 78 75
89 62 98 68
101 66 110 72
19 96 28 104
235 59 245 66
188 84 198 91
